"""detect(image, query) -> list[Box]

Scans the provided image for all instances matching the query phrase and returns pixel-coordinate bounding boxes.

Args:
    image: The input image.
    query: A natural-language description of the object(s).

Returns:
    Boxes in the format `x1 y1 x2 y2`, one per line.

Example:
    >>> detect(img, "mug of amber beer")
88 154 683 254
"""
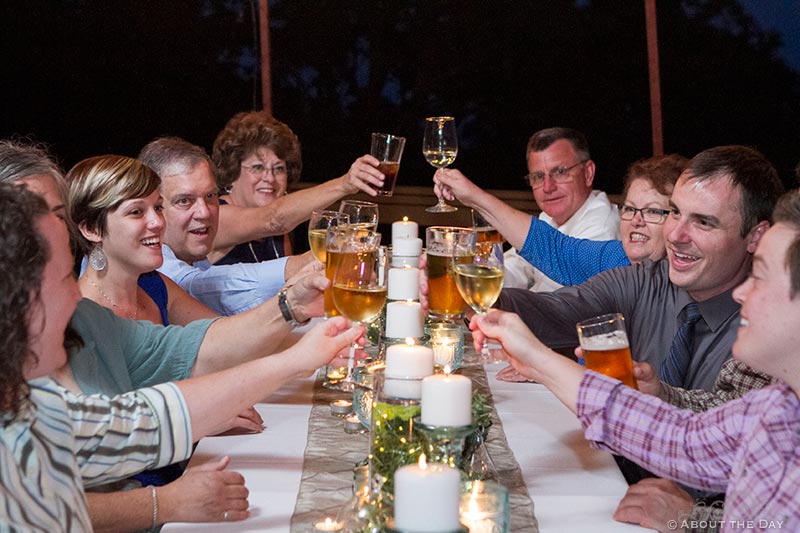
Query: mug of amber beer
324 226 381 318
576 313 638 389
425 226 474 319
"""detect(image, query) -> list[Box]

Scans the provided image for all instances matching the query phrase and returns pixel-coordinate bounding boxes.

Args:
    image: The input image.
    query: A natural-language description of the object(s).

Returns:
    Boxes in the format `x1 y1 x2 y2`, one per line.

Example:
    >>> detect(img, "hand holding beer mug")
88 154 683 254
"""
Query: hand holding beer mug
370 132 406 197
576 313 638 389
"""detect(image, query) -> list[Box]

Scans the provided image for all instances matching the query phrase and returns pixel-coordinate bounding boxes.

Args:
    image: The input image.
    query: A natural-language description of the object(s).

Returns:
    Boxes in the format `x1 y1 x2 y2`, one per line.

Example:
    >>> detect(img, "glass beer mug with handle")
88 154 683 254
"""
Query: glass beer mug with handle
425 226 474 320
576 313 638 389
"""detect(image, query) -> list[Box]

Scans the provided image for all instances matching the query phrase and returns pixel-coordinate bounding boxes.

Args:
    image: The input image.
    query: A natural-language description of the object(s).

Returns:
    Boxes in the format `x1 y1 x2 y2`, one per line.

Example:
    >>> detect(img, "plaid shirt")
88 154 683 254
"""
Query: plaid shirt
662 359 775 413
577 371 800 532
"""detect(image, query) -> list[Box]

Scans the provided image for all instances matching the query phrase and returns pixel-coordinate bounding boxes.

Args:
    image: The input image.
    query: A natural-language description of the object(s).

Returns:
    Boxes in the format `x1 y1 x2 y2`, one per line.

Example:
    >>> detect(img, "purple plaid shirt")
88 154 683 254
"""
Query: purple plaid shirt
577 371 800 532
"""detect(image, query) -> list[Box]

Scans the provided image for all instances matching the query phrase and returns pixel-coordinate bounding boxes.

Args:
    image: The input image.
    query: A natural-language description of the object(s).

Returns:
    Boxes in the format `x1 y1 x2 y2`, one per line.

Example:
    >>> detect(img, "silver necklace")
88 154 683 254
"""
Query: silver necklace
248 237 281 262
86 278 139 320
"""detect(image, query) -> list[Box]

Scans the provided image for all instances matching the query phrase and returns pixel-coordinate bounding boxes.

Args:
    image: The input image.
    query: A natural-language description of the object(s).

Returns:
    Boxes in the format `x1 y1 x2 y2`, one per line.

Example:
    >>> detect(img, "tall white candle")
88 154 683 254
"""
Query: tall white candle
392 217 419 242
394 456 461 532
388 267 420 300
385 300 424 339
421 373 472 427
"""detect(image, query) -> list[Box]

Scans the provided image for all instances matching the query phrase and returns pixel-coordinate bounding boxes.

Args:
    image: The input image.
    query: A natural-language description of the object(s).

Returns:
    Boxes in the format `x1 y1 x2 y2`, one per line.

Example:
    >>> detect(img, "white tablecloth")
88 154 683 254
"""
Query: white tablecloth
164 364 650 532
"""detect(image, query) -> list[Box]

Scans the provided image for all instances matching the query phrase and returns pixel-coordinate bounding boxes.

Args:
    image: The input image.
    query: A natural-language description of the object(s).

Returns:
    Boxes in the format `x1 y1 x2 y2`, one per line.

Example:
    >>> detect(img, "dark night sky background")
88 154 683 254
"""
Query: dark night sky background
1 0 798 194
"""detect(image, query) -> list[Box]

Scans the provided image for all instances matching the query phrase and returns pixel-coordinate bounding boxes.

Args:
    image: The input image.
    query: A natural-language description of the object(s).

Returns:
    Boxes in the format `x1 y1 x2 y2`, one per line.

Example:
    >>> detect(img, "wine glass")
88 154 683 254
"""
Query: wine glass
308 210 349 263
338 200 379 231
452 239 504 360
423 116 458 213
328 232 386 392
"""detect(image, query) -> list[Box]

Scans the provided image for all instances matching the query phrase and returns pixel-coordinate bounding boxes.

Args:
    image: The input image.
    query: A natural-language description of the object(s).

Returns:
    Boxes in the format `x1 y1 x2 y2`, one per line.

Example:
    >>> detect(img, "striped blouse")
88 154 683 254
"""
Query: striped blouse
0 377 192 532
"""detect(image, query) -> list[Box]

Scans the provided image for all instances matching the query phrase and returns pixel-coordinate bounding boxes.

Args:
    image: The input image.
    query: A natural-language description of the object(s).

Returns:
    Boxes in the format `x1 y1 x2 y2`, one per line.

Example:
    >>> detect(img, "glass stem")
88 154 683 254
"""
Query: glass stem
480 337 491 361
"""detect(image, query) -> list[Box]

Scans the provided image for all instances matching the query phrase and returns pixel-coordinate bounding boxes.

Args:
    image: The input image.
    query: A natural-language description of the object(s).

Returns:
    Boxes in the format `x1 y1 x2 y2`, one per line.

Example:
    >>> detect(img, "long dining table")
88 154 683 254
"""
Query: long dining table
163 347 650 532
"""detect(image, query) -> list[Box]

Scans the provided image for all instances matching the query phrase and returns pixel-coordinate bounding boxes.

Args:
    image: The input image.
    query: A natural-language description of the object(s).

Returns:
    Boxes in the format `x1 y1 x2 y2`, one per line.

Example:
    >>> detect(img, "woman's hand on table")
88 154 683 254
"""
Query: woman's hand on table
341 154 385 196
211 406 265 436
496 364 537 383
160 456 249 523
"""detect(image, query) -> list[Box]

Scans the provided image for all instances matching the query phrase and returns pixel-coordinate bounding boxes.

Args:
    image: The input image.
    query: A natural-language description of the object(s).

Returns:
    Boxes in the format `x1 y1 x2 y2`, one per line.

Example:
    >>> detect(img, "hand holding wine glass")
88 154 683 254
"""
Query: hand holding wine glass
452 239 504 360
328 234 386 392
423 116 458 213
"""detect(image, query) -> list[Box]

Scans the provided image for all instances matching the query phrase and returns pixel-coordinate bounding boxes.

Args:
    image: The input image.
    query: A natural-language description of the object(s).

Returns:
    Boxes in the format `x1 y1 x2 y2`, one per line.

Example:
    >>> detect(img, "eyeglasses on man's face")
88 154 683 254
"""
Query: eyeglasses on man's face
619 205 670 224
523 160 587 188
241 162 288 179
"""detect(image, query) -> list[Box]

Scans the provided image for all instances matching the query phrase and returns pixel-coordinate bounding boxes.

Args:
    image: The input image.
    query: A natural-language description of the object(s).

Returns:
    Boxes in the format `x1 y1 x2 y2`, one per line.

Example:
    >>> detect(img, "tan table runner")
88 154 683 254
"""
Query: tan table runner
291 361 538 532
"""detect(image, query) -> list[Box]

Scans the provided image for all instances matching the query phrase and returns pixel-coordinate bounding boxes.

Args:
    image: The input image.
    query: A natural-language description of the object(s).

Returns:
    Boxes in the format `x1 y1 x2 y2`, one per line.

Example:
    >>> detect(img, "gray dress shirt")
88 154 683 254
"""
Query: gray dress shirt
497 259 740 391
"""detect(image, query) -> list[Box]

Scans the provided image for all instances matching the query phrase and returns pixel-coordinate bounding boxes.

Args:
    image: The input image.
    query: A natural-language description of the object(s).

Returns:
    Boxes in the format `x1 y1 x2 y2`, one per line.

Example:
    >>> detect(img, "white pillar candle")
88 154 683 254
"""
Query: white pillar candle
392 217 419 242
385 300 424 339
421 373 472 427
388 267 420 301
391 237 423 267
394 456 461 532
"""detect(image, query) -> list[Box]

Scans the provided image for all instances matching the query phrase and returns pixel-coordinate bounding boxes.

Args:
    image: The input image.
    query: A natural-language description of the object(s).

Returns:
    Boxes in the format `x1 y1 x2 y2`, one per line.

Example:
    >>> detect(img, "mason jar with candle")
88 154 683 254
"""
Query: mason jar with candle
425 321 465 371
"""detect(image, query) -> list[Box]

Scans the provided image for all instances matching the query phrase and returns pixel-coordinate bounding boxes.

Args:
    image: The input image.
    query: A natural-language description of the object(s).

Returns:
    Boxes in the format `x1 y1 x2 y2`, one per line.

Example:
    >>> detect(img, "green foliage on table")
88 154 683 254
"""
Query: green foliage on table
471 391 493 435
369 401 423 495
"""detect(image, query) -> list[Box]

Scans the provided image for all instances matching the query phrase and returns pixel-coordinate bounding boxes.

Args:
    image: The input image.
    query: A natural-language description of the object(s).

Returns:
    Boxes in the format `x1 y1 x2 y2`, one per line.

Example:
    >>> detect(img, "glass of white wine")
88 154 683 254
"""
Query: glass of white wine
329 232 387 392
423 116 458 213
452 239 504 361
338 200 379 231
308 210 349 263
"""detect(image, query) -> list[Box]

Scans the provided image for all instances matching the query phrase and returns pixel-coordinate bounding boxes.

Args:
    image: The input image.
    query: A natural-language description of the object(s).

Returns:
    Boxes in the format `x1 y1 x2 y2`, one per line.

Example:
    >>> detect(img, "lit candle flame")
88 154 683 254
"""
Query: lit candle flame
405 337 415 346
443 364 452 375
418 453 428 469
468 483 480 514
402 216 409 222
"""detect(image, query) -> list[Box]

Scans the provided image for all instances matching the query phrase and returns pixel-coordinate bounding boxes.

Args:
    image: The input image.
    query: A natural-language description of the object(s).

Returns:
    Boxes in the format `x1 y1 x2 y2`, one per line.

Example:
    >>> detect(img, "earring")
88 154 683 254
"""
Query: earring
89 245 107 271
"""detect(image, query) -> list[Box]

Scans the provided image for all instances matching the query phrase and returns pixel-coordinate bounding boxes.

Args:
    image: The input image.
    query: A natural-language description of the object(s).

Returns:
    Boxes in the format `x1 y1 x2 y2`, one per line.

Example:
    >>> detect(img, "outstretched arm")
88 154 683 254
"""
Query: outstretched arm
434 168 532 249
213 155 385 250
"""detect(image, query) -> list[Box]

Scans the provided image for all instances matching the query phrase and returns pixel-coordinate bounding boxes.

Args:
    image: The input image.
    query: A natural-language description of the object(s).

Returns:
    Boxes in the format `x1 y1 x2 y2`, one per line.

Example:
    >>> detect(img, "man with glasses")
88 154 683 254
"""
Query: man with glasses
506 127 620 291
434 127 620 292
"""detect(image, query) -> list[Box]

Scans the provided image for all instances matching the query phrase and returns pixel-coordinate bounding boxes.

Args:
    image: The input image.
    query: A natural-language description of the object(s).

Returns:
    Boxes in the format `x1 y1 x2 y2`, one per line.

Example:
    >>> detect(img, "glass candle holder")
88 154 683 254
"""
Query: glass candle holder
459 481 510 533
414 419 476 472
353 361 385 429
368 372 425 495
426 321 465 371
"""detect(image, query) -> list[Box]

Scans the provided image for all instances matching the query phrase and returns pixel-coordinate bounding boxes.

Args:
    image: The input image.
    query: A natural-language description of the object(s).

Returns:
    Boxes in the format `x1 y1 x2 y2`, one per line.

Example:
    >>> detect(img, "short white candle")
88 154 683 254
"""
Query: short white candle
385 300 424 339
385 340 434 378
392 217 419 242
314 517 343 531
421 373 472 427
388 267 420 301
394 455 461 532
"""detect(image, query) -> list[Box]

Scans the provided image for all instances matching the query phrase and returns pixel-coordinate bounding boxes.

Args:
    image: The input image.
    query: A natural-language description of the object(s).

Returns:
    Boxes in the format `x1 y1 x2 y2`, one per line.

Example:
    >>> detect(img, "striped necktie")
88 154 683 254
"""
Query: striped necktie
659 302 702 387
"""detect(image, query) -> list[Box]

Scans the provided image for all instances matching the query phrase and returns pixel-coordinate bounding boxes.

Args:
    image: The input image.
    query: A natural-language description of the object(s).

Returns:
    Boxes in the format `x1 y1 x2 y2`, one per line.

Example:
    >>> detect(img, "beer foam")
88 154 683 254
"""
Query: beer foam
580 330 629 351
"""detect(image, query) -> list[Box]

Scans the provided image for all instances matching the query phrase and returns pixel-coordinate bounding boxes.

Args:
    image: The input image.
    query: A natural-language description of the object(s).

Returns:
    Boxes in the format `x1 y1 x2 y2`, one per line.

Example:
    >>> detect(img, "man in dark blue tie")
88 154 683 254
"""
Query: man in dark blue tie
495 145 784 528
497 145 782 394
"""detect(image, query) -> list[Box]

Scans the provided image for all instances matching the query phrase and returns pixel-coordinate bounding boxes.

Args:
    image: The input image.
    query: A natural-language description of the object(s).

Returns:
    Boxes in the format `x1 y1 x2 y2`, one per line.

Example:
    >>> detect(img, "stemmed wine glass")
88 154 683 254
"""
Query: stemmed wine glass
423 116 458 213
328 233 386 392
338 200 379 231
308 210 349 263
452 239 504 360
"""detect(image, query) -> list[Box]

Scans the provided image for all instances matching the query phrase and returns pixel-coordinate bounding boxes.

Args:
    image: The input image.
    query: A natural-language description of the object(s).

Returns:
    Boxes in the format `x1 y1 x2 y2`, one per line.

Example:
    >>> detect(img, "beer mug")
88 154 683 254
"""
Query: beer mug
576 313 638 389
425 226 474 319
324 225 381 318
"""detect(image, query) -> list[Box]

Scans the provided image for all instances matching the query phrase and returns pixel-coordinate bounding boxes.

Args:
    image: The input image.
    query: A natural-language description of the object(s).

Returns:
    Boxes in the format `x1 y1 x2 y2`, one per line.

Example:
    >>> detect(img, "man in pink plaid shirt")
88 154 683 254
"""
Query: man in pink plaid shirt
471 188 800 532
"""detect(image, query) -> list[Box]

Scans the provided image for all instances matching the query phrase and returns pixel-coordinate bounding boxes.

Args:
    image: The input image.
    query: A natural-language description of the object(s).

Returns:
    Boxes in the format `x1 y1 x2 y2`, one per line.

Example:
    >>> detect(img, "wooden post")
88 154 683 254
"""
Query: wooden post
258 0 272 114
645 0 663 155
